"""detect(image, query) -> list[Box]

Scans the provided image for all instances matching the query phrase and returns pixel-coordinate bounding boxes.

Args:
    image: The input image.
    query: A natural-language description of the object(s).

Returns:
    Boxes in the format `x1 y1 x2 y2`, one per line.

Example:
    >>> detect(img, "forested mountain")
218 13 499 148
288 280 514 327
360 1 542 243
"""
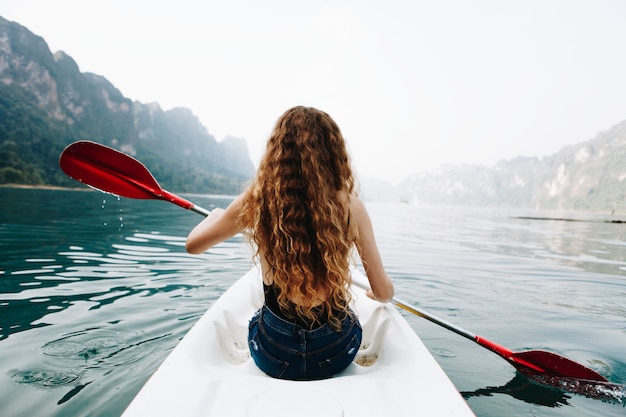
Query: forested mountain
0 17 254 194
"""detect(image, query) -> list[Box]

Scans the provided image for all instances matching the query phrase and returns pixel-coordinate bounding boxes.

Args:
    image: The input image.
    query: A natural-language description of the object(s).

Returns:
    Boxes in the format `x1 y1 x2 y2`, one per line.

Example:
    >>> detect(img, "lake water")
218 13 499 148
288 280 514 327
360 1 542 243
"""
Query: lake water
0 187 624 416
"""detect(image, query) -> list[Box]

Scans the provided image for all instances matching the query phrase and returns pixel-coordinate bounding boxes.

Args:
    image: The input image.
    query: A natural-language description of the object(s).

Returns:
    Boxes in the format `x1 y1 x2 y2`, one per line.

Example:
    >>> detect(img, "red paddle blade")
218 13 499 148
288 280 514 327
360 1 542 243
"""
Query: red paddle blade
60 141 209 215
392 297 609 383
476 336 607 381
511 350 607 381
60 141 162 199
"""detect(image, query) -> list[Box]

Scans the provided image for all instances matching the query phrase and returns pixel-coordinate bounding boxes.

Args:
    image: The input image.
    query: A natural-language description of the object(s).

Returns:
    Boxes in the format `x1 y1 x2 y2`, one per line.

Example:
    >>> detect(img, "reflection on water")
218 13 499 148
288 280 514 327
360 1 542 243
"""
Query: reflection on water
462 374 573 407
463 373 625 408
1 188 625 417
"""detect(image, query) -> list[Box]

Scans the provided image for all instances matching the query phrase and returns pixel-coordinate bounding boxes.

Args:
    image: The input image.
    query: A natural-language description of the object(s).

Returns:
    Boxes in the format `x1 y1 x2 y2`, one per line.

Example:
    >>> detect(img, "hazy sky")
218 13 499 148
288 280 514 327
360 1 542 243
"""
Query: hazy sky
3 0 626 183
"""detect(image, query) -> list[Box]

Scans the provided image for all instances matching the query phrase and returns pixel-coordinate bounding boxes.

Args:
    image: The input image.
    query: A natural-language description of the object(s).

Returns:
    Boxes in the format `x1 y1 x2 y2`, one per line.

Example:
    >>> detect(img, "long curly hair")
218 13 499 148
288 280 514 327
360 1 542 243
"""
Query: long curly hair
238 106 357 330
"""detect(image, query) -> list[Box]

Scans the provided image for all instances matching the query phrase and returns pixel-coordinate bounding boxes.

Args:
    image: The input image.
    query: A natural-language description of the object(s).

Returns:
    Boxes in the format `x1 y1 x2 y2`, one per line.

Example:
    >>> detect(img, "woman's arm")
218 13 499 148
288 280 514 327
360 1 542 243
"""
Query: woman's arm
350 196 394 302
186 195 244 254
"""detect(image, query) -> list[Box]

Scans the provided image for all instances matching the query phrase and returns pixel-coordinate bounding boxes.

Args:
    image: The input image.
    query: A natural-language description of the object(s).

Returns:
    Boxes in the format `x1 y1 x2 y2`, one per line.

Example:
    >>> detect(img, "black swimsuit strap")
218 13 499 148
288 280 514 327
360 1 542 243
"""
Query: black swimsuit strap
263 282 328 329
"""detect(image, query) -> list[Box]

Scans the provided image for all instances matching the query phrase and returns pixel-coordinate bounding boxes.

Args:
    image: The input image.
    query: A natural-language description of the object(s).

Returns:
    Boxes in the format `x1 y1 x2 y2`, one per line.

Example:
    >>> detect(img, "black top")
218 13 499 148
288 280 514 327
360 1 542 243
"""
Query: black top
263 282 332 329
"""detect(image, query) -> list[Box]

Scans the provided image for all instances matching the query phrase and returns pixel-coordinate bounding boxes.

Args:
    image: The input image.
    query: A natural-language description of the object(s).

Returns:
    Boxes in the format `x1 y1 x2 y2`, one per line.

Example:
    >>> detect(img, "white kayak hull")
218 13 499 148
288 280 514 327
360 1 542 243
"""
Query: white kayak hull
122 268 475 416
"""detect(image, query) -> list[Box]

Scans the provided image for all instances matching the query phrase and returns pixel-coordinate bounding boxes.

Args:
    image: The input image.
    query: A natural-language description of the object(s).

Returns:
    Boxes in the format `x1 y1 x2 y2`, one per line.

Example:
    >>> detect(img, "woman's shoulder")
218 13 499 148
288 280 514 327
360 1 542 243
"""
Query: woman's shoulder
348 194 367 216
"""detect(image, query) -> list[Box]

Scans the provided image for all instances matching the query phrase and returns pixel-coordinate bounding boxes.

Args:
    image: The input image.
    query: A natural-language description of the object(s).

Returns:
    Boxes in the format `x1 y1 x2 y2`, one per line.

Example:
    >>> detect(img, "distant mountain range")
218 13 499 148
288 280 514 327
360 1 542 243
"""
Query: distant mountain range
361 119 626 212
0 16 254 194
2 16 626 212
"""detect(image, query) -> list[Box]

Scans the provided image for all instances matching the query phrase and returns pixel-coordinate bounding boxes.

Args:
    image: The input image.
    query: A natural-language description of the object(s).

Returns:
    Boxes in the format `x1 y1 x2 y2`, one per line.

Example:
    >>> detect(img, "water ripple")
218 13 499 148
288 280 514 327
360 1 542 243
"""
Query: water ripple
11 368 82 387
43 333 127 361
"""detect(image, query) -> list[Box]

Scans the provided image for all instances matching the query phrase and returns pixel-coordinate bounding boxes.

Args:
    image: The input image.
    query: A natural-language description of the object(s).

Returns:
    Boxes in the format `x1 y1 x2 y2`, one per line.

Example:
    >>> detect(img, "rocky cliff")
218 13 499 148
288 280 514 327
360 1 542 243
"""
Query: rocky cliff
0 16 254 194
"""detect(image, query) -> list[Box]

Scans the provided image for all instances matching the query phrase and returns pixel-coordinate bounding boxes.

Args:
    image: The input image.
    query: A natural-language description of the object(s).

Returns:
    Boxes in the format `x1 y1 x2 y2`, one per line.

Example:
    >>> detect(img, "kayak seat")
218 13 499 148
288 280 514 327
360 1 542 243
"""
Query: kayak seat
354 306 390 367
214 304 392 369
213 273 393 369
215 309 251 365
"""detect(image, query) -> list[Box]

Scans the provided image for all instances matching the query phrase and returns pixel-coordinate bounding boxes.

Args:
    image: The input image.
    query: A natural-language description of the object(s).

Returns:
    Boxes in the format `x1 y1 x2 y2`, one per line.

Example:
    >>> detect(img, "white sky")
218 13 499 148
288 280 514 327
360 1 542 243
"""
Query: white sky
3 0 626 183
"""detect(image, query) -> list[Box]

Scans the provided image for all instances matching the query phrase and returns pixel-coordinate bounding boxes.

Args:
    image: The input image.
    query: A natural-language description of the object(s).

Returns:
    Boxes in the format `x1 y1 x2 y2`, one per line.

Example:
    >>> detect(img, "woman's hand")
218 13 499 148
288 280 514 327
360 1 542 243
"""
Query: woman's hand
207 207 225 220
365 289 393 303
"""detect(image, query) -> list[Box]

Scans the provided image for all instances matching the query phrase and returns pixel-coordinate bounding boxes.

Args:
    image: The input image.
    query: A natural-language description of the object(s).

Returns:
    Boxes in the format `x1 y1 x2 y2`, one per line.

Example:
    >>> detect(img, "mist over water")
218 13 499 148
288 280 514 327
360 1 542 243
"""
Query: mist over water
1 187 624 416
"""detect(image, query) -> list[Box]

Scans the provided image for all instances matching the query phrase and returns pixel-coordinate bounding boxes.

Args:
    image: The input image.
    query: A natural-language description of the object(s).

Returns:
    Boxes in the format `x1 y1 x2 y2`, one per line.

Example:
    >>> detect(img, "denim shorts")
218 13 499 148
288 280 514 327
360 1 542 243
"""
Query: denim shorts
248 304 362 380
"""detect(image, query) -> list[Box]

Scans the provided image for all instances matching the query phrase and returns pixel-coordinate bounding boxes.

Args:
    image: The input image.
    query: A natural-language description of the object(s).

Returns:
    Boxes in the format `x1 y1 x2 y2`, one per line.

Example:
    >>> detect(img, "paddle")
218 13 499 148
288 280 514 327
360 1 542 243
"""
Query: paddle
59 141 211 216
349 280 607 382
58 140 608 383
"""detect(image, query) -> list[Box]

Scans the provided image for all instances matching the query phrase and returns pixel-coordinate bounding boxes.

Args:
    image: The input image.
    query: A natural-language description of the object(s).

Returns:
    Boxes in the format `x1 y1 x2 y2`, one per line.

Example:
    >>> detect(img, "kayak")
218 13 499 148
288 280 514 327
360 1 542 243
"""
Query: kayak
122 268 475 417
61 140 612 399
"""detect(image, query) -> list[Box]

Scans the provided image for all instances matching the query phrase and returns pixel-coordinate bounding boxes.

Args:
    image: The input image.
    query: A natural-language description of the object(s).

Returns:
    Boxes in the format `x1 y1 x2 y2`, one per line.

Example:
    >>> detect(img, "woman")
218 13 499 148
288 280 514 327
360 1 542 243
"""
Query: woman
186 106 394 380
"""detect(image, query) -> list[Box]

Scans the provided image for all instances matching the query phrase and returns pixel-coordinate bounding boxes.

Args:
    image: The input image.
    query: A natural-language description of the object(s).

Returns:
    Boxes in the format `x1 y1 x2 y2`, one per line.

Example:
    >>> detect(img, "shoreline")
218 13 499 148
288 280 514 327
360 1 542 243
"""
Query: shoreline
0 183 90 191
0 183 238 199
2 184 624 217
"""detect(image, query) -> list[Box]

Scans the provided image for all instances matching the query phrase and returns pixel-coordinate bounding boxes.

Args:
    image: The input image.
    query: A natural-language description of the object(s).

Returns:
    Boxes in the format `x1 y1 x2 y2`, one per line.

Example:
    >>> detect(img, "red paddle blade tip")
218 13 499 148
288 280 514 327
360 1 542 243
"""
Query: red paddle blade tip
531 374 624 404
